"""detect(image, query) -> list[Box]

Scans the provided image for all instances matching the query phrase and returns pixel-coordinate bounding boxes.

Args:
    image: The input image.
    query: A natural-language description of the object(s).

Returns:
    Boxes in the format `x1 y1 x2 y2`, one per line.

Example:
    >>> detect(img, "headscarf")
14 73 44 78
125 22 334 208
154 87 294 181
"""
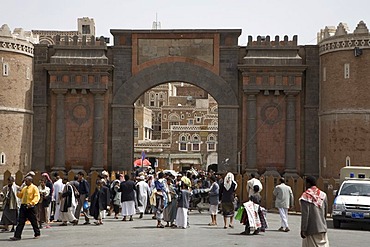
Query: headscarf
224 172 237 191
181 176 192 188
42 172 53 183
299 186 326 208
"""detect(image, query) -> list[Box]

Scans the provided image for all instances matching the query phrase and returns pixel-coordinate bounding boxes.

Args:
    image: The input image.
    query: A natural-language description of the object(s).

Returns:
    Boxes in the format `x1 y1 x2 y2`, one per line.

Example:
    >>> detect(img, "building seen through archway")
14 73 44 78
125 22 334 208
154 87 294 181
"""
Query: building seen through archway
134 82 218 172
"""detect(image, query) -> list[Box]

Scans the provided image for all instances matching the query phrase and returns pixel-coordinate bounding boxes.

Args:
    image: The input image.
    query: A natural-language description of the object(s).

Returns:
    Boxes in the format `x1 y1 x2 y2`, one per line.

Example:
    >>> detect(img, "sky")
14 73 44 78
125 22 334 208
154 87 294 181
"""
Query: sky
1 0 370 46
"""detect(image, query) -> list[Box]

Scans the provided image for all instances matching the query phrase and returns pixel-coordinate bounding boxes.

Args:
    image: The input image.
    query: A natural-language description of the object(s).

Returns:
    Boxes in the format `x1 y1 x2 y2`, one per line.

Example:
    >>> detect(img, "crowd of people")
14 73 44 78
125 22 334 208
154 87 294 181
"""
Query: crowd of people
0 168 329 246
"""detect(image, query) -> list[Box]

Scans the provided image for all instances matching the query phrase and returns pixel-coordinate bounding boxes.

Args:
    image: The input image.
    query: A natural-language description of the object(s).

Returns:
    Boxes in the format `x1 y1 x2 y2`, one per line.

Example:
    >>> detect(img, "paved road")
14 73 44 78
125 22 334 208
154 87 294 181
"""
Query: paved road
0 211 369 247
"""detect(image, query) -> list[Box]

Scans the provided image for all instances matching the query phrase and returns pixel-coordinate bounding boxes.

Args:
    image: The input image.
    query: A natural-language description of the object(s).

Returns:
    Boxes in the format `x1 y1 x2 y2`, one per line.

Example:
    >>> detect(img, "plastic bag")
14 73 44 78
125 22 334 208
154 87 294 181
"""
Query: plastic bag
83 200 89 210
235 205 244 221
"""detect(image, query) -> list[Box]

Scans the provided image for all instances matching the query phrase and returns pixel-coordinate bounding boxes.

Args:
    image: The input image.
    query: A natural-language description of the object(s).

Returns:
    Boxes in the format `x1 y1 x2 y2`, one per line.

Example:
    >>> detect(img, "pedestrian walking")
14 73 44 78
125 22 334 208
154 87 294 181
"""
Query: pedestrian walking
90 179 110 225
175 182 191 229
75 171 90 225
0 176 19 232
207 175 219 226
163 178 177 227
219 172 237 229
37 179 51 229
136 175 150 219
10 176 40 241
110 180 121 219
119 174 136 221
52 173 64 222
59 178 78 226
300 176 329 247
273 177 294 232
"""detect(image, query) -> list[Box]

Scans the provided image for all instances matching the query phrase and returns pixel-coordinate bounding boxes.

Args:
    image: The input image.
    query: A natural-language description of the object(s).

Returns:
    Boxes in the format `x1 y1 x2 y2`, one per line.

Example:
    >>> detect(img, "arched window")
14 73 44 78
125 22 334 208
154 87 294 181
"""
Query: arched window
192 134 201 151
207 134 217 151
346 156 351 166
179 134 188 151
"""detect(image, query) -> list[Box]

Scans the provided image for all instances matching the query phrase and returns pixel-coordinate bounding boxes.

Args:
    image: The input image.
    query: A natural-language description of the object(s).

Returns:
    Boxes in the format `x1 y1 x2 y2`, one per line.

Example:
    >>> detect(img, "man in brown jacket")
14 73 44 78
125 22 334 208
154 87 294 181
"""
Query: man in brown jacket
299 176 329 247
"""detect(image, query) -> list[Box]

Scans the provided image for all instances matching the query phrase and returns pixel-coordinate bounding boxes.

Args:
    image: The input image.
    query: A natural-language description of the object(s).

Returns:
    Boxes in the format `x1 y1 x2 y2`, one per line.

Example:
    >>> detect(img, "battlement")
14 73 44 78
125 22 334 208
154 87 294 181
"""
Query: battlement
318 21 369 43
318 21 370 55
52 35 109 47
247 35 298 47
0 24 39 43
0 24 38 57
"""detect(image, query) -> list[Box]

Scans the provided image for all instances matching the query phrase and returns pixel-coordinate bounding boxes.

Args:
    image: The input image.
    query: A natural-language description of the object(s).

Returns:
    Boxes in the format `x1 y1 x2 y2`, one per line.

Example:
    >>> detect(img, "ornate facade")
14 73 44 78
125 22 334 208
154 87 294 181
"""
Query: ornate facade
1 18 369 178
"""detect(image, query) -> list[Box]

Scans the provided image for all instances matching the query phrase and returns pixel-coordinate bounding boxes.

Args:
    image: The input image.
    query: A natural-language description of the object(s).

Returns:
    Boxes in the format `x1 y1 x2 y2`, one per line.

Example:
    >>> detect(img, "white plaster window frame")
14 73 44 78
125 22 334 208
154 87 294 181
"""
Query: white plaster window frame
26 66 30 80
207 142 216 151
192 143 200 151
2 63 9 76
322 67 326 82
344 63 350 79
179 142 187 151
0 152 6 165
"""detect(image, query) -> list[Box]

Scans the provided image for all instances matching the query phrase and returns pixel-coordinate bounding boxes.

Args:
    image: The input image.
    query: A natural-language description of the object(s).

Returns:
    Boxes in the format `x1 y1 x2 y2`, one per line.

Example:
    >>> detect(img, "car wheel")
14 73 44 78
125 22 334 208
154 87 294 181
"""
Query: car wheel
333 219 341 229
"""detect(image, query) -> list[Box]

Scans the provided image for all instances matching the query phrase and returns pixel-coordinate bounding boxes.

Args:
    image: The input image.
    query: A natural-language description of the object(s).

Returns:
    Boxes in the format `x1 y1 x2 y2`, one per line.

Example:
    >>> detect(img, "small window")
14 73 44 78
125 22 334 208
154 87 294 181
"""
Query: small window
192 143 200 151
163 114 167 120
346 156 351 167
180 135 187 142
208 143 216 151
0 152 6 165
24 153 28 167
179 143 187 151
322 67 326 82
150 101 155 106
82 25 91 34
3 63 9 76
188 119 194 125
134 128 138 138
26 67 30 80
344 63 350 79
196 117 201 123
181 114 184 119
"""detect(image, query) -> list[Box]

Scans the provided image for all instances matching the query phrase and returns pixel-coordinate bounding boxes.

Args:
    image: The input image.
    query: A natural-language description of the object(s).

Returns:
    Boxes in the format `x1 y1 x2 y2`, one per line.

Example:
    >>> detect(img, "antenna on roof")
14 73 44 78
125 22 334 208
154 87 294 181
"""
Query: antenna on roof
152 13 161 30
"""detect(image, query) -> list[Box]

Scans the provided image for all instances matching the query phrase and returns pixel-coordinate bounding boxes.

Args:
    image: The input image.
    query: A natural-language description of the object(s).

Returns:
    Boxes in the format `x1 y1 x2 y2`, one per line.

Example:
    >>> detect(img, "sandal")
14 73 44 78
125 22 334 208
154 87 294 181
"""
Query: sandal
208 223 215 226
229 224 234 229
156 224 165 228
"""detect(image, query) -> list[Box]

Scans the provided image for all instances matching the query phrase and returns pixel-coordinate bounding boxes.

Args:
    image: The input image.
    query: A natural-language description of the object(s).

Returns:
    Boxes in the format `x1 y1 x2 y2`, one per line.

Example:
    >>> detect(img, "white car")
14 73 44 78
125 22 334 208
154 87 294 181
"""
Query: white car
332 180 370 228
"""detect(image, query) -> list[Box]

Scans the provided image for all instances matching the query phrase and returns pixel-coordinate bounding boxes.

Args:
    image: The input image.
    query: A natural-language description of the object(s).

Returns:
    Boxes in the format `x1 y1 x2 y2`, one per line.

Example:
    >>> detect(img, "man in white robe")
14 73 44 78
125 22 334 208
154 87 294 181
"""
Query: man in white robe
52 173 65 221
136 176 150 218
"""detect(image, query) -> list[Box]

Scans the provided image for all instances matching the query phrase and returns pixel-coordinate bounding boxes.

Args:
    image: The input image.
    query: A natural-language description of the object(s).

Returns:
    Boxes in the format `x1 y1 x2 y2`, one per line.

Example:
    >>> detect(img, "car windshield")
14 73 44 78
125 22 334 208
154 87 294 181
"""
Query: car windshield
340 182 370 196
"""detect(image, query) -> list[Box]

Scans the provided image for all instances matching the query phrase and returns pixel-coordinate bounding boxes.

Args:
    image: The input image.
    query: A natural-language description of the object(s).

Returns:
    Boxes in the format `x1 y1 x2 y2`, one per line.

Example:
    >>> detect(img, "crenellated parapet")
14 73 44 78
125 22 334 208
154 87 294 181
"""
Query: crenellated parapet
0 24 38 57
318 21 370 55
247 35 298 47
53 35 108 47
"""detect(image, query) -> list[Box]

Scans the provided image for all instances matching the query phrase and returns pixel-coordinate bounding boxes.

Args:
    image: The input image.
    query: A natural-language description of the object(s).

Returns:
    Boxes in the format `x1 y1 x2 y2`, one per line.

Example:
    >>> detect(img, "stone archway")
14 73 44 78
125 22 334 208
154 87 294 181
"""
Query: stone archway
112 62 239 172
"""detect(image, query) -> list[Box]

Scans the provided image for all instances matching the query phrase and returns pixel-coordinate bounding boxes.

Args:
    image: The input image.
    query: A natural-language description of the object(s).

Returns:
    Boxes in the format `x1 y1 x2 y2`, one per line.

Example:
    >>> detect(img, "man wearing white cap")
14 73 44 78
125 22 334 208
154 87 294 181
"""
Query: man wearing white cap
136 176 150 218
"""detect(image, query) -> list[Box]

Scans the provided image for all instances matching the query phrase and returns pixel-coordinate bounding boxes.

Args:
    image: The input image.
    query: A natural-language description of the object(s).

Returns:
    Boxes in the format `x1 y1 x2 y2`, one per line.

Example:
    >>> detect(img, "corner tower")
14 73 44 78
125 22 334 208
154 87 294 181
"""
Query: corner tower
0 24 38 174
318 21 370 177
